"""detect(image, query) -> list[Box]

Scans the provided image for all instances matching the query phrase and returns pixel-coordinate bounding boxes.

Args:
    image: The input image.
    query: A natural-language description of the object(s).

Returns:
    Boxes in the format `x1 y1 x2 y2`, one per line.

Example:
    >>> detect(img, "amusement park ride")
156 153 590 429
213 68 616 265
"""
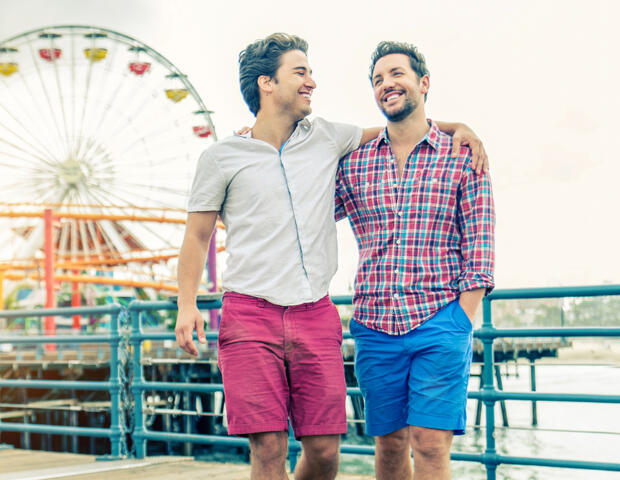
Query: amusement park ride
0 26 221 332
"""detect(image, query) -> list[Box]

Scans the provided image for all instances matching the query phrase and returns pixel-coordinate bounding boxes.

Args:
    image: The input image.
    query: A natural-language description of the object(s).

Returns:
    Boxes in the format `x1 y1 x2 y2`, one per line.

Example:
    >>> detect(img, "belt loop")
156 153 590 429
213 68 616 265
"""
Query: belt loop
256 297 266 308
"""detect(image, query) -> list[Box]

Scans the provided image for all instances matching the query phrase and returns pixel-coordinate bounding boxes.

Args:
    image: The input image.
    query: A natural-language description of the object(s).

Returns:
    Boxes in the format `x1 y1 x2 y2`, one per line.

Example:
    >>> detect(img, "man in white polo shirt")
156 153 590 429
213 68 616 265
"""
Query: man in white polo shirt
175 33 486 480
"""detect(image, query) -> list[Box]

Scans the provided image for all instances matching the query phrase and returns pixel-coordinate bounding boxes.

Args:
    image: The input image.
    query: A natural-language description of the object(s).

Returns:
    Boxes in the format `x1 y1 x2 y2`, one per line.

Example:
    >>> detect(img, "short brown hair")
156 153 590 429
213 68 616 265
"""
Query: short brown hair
239 33 309 116
369 41 430 100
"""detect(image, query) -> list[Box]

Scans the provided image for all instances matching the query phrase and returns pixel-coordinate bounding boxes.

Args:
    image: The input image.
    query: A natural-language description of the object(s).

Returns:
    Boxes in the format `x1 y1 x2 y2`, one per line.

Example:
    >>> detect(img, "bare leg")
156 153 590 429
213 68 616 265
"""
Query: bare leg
375 427 412 480
293 434 340 480
249 431 289 480
410 426 453 480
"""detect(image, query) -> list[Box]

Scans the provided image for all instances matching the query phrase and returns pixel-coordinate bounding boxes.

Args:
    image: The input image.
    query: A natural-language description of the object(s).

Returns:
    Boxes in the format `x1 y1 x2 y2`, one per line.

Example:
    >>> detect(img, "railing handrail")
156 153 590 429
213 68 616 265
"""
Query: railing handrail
487 284 620 300
0 304 122 319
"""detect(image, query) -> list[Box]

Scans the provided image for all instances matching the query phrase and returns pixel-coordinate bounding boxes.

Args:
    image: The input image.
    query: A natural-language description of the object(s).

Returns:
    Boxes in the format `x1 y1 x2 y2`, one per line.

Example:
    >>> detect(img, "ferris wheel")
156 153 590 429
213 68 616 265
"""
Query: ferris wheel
0 25 219 307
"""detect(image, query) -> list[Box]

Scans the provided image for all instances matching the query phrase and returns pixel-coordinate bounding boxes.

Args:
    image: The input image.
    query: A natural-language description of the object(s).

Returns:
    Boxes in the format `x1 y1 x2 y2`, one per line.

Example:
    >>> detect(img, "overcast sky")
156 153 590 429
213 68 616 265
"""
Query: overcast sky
1 0 618 292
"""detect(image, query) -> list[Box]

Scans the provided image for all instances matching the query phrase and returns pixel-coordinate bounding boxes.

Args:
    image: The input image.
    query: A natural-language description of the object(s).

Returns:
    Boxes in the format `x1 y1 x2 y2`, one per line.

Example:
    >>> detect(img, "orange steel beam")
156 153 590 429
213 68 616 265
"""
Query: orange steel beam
54 249 180 261
1 253 179 270
0 211 186 224
0 211 226 229
61 253 179 267
0 247 225 271
0 201 186 212
5 271 180 292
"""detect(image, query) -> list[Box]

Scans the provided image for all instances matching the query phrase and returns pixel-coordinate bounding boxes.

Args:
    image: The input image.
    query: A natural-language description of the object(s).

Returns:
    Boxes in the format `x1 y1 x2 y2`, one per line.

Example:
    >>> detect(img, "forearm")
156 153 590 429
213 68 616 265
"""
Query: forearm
177 236 210 309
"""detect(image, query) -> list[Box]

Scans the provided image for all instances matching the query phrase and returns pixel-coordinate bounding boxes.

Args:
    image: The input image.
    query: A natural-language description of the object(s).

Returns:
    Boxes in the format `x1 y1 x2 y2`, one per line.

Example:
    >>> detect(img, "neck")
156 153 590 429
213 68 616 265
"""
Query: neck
252 108 300 150
386 106 429 148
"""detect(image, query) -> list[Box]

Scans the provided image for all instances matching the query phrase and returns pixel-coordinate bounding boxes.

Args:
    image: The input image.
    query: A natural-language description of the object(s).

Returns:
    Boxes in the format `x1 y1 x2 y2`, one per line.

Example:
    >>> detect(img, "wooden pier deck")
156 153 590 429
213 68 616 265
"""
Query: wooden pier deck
0 449 374 479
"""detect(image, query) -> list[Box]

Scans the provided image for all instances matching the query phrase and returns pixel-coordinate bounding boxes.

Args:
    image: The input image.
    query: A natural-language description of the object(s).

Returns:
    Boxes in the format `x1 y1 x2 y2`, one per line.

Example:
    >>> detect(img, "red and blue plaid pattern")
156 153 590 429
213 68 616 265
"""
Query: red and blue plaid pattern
335 121 495 335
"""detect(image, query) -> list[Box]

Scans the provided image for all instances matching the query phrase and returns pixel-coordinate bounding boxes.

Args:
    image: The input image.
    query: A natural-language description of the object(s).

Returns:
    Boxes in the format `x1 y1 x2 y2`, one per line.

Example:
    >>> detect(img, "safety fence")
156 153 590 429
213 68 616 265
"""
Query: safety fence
1 285 620 479
0 304 126 459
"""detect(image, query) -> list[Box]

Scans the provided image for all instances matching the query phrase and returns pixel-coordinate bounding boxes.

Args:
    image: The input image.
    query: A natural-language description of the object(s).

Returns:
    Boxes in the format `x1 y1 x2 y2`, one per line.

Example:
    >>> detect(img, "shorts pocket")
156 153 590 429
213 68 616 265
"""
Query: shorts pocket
453 301 473 331
330 303 343 343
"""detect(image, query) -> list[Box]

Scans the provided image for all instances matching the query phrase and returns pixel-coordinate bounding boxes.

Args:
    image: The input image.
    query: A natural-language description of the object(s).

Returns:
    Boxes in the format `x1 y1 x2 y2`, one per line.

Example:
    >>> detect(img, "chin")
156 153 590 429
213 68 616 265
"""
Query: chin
296 107 311 120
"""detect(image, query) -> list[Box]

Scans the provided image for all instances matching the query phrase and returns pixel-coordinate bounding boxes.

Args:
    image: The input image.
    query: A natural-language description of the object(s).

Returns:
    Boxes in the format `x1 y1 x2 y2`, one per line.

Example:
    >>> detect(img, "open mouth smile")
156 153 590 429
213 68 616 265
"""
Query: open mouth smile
382 90 404 104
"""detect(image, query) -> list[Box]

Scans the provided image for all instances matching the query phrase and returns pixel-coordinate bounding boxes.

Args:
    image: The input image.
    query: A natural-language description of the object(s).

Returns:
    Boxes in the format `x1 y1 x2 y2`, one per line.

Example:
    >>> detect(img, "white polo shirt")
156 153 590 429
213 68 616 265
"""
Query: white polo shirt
188 117 362 306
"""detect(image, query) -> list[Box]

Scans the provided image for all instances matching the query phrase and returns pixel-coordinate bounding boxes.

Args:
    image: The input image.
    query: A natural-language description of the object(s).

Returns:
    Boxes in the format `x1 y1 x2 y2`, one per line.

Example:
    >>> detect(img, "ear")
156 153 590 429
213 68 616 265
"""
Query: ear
420 75 430 95
257 75 274 95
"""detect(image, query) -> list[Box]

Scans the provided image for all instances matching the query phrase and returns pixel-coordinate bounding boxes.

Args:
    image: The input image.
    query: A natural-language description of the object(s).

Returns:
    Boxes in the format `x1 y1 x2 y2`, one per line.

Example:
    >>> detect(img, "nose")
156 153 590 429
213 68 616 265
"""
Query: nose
382 76 396 91
306 75 316 90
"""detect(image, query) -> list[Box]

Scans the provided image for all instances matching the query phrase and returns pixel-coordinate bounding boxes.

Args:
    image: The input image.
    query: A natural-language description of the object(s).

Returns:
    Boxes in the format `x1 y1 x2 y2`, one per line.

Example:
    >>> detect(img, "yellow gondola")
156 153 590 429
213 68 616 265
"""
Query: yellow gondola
0 63 18 76
84 48 107 62
165 89 189 103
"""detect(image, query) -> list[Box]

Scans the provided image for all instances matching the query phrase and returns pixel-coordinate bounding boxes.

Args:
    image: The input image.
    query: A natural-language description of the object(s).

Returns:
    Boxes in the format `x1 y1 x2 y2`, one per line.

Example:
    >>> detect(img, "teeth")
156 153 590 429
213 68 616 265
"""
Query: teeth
301 93 310 98
385 93 401 102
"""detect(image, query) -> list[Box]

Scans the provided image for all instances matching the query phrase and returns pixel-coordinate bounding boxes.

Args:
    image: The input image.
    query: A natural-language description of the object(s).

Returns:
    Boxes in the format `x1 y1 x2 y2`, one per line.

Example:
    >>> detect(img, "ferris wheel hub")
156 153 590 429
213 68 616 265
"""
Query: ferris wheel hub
57 158 88 189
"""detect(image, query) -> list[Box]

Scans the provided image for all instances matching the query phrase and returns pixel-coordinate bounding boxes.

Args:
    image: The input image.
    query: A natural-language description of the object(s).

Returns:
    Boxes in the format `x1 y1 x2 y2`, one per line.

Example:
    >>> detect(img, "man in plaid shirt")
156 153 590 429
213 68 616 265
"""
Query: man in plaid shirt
336 41 495 479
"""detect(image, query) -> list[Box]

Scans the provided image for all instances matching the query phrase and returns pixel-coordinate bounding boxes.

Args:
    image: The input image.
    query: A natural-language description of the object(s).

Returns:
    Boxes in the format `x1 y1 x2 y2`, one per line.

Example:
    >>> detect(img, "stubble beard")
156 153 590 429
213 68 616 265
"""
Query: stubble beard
381 96 417 122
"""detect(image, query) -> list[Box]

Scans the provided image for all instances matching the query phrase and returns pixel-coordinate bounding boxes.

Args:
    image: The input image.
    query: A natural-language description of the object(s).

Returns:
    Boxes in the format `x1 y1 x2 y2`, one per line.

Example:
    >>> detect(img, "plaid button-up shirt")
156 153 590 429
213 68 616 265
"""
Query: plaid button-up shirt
335 121 495 335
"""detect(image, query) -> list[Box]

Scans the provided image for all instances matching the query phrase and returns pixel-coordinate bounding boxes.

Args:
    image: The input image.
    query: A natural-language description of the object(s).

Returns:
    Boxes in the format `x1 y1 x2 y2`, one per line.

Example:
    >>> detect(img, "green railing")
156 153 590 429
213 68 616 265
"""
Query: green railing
0 304 126 459
474 285 620 479
0 285 619 478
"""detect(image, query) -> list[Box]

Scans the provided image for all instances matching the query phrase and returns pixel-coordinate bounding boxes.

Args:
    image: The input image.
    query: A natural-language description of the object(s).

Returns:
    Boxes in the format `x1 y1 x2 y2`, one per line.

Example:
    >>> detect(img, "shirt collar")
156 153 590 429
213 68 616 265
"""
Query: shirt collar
376 119 441 151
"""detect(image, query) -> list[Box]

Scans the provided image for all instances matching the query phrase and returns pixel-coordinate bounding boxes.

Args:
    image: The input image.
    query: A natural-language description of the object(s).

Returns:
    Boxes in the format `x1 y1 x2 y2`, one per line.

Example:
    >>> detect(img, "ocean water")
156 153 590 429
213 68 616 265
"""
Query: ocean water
339 364 620 479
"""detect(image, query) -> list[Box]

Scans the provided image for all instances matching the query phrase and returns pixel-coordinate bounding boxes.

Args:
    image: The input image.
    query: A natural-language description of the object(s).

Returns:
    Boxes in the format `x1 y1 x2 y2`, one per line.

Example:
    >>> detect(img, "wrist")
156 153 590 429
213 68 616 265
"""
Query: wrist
177 297 197 310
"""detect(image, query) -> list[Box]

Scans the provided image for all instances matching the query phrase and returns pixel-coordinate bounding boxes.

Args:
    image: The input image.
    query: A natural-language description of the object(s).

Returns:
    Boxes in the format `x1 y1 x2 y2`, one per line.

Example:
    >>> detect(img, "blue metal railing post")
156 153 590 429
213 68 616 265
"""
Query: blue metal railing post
481 296 498 480
129 306 147 458
102 308 124 459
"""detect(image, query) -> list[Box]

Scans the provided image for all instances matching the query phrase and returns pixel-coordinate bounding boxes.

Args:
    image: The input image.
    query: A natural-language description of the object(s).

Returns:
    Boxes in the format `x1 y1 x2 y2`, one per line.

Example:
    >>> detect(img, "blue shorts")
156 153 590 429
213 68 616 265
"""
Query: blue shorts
350 300 473 437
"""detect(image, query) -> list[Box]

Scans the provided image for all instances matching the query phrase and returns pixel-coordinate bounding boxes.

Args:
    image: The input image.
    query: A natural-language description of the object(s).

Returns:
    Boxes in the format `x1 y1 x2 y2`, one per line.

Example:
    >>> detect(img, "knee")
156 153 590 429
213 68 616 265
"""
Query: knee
376 429 410 460
410 427 452 459
250 432 287 465
302 437 340 468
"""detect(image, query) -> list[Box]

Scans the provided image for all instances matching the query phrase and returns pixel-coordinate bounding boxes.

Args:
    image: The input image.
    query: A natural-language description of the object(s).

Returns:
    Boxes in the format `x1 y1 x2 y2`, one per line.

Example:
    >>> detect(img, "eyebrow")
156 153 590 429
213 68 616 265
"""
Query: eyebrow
373 67 404 82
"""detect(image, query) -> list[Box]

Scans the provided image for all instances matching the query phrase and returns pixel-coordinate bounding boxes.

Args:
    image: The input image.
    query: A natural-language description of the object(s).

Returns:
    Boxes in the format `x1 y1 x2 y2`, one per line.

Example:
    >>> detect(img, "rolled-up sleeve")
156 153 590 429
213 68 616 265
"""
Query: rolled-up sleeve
457 164 495 294
187 150 227 212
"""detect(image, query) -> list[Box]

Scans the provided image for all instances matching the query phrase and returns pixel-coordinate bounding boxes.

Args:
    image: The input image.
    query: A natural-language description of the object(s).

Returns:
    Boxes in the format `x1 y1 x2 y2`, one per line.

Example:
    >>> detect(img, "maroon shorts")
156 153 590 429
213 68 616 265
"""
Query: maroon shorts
217 292 346 438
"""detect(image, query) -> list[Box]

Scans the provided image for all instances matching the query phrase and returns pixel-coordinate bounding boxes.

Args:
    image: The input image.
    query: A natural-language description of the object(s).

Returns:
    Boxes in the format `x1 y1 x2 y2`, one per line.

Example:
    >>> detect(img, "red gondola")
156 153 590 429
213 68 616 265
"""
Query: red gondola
129 61 150 75
193 126 212 138
39 48 62 62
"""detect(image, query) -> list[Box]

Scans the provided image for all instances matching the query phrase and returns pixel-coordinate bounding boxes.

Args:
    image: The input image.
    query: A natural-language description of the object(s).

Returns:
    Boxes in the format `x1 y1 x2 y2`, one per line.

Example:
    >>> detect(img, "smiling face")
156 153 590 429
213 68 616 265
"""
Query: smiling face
371 53 429 123
270 49 316 121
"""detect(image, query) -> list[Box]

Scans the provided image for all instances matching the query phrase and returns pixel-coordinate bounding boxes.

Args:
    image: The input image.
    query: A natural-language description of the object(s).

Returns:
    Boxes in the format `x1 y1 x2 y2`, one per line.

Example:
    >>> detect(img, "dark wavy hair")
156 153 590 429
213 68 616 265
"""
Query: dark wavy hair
369 41 430 100
239 33 309 116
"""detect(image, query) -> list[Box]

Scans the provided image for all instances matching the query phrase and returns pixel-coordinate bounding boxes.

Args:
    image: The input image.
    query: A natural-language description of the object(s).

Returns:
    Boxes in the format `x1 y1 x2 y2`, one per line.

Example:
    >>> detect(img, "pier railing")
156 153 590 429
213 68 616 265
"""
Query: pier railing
0 304 126 459
474 285 620 479
1 285 619 478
